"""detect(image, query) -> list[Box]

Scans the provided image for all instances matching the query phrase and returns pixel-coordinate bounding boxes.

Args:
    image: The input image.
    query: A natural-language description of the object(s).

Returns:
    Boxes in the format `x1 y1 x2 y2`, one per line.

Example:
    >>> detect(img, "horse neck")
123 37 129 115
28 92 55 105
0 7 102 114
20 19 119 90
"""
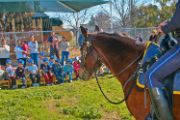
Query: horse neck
94 40 144 86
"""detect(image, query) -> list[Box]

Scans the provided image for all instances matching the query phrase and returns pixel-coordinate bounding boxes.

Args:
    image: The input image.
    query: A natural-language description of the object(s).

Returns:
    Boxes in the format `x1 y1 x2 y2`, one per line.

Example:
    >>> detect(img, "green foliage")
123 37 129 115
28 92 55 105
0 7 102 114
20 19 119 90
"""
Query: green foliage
0 74 133 120
134 0 176 27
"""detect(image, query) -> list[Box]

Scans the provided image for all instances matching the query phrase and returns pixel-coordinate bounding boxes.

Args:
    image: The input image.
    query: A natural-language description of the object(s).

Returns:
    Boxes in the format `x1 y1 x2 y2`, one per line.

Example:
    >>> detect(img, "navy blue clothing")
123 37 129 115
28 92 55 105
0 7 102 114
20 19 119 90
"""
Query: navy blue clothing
146 44 180 88
52 63 63 74
52 63 64 83
78 34 85 47
146 1 180 88
16 67 25 78
162 0 180 34
40 64 51 73
61 51 69 65
30 73 40 84
48 36 53 43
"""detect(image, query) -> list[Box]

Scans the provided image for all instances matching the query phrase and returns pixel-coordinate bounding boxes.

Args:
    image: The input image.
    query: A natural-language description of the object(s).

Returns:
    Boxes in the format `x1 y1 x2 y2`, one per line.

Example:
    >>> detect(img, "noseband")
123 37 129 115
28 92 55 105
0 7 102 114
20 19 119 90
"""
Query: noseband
80 40 102 77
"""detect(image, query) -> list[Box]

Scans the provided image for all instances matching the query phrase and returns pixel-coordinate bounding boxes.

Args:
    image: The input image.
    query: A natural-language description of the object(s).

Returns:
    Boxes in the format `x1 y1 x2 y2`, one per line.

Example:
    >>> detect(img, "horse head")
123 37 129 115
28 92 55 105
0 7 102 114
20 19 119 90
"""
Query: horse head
79 26 102 80
79 26 145 81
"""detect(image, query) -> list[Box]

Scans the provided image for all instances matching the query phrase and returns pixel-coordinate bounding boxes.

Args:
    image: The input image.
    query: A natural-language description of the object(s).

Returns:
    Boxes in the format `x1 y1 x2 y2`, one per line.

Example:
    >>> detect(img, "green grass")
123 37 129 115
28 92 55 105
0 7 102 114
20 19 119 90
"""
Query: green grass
0 74 133 120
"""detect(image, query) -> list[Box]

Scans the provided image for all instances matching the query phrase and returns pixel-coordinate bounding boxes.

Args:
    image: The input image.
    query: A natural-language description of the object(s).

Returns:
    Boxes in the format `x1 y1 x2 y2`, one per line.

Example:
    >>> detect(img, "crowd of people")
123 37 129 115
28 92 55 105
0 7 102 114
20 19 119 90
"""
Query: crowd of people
0 32 81 89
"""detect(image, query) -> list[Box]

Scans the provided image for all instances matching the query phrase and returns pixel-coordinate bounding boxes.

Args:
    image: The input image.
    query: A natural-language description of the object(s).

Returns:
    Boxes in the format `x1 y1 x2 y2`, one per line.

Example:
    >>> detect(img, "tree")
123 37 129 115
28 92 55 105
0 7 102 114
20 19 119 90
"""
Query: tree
88 11 111 30
59 10 89 46
134 4 160 27
134 0 176 27
111 0 131 27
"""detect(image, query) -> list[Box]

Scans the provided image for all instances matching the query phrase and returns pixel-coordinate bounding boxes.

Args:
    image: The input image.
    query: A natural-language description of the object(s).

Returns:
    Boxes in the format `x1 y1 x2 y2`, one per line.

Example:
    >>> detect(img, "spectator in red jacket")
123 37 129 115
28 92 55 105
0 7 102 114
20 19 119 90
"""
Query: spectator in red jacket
73 57 81 80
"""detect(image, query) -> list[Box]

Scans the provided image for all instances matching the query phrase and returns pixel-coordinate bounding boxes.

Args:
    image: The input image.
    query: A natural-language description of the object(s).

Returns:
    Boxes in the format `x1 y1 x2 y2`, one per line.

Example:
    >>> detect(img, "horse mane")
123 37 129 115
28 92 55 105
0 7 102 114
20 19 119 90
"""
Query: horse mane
95 32 140 51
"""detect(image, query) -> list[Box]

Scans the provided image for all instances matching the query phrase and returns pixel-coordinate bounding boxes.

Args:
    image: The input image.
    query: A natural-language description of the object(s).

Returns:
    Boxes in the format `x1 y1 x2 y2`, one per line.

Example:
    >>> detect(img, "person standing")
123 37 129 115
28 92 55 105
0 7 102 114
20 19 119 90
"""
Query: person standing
78 31 85 48
28 34 39 66
48 31 56 58
60 36 70 65
15 40 27 67
52 35 60 59
0 38 10 67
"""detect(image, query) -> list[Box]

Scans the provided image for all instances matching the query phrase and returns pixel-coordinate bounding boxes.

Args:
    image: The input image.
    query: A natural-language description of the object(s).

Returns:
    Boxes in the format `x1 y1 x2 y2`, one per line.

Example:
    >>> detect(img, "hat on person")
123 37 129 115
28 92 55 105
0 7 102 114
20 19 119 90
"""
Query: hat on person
67 59 73 63
27 59 34 64
6 59 12 64
75 56 79 61
43 57 49 63
40 52 45 56
50 56 55 60
18 59 24 65
55 59 61 63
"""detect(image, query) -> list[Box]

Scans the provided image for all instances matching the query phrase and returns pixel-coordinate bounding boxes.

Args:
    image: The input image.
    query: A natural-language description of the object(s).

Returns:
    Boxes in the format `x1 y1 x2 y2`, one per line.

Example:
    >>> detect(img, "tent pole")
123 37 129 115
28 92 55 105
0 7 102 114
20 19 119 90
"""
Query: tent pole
76 12 79 47
109 2 113 33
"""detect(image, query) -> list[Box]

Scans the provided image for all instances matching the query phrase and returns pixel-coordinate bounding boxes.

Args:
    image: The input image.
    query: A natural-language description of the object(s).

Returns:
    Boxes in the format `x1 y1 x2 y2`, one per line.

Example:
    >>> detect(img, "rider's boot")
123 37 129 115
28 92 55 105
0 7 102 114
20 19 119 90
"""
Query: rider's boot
149 87 173 120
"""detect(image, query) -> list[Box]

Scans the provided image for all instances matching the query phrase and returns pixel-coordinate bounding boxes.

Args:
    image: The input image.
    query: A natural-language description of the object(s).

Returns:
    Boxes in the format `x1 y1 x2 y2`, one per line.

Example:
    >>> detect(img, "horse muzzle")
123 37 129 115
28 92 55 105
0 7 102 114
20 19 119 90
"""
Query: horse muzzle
79 68 92 80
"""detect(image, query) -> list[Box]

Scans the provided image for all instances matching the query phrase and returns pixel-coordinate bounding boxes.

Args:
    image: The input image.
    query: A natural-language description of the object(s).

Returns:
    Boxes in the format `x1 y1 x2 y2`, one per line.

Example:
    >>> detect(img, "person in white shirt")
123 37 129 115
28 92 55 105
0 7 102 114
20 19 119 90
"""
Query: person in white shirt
28 34 39 66
0 38 10 67
0 65 5 80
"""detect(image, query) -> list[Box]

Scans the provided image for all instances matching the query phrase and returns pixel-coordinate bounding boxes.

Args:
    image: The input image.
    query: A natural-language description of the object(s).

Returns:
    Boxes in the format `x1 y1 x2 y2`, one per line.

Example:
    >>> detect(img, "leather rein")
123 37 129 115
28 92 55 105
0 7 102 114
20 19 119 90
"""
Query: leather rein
93 45 142 104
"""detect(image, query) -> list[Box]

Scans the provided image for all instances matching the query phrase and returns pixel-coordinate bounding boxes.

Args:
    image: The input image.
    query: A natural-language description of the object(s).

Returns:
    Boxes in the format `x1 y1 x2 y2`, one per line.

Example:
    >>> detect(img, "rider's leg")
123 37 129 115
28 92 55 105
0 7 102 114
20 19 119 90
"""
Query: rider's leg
145 44 180 120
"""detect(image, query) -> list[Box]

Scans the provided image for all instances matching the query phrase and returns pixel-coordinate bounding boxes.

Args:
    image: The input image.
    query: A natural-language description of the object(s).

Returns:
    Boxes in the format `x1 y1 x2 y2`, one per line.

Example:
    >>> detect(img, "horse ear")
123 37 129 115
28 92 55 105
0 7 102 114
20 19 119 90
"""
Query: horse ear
80 26 88 37
95 25 100 32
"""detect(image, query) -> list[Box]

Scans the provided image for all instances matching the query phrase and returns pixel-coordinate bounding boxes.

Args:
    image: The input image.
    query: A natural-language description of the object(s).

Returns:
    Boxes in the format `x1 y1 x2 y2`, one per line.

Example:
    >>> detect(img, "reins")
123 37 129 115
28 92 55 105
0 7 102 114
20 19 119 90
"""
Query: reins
94 49 142 104
81 35 144 105
109 55 142 76
95 69 138 104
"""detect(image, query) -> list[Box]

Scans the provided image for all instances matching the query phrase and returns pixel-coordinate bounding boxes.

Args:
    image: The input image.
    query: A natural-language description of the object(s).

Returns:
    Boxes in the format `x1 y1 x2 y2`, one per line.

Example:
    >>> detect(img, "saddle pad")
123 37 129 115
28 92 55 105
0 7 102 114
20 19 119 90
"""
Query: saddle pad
136 41 180 95
137 71 180 95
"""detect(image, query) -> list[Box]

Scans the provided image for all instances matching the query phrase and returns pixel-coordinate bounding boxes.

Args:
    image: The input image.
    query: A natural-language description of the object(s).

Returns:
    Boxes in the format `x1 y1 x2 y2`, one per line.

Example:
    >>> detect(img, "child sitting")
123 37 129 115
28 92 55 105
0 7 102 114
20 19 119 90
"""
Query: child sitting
5 59 16 89
49 56 55 68
0 65 5 89
26 59 40 87
0 65 4 80
63 59 74 83
52 59 63 84
73 57 81 80
40 57 53 85
16 59 26 88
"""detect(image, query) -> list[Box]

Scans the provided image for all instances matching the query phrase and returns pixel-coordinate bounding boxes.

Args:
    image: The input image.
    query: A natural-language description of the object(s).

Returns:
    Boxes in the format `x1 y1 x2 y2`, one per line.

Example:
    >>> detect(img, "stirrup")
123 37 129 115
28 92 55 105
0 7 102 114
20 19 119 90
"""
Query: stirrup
145 112 158 120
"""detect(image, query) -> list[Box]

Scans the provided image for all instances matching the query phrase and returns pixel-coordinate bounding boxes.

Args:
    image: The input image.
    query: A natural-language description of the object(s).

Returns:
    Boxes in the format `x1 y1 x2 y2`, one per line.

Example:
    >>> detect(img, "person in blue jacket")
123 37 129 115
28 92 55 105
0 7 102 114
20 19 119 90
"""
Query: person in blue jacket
52 59 64 84
63 59 74 83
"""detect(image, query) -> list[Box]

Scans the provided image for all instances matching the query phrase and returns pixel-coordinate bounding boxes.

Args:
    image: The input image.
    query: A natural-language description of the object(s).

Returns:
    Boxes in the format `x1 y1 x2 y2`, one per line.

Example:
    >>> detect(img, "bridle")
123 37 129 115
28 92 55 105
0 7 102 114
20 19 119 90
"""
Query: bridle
80 40 102 77
80 34 142 104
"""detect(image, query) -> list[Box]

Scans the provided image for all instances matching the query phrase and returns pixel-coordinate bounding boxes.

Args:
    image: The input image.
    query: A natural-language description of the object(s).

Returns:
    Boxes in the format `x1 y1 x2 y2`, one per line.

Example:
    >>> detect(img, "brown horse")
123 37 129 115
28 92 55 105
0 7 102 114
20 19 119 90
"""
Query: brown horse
79 26 180 120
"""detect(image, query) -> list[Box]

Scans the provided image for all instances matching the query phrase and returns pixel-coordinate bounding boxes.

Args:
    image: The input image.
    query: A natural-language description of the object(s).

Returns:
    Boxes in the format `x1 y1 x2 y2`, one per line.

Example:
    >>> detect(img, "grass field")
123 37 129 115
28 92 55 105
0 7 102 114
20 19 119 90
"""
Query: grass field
0 74 133 120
